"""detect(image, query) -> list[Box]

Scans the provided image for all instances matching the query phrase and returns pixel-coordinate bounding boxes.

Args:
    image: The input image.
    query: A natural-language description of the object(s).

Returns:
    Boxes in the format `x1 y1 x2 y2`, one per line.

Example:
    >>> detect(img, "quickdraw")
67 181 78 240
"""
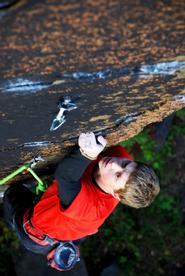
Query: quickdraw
0 155 47 195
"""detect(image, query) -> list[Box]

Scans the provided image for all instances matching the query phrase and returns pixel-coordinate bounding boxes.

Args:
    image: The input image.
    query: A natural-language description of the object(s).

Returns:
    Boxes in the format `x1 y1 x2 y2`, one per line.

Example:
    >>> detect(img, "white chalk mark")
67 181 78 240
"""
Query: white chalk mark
3 78 50 94
174 94 185 103
139 61 185 77
23 141 50 147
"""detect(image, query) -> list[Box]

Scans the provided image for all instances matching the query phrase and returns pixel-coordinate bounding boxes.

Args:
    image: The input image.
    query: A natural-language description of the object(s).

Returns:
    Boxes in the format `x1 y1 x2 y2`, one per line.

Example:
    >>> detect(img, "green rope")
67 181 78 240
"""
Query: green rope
27 168 47 194
0 164 28 185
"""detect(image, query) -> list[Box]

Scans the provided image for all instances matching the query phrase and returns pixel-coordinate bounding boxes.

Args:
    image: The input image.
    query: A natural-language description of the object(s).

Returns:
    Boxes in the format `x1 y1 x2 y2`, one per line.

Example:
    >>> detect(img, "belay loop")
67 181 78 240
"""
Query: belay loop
47 241 80 271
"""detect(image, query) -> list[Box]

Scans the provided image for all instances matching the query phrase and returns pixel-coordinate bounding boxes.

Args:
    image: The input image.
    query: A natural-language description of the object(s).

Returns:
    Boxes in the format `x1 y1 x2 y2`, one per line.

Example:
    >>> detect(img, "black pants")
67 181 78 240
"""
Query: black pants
3 183 53 255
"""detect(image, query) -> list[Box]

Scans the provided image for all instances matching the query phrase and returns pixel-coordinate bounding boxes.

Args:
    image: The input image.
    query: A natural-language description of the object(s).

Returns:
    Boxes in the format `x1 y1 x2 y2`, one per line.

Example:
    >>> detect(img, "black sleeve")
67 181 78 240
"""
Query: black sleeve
54 147 92 208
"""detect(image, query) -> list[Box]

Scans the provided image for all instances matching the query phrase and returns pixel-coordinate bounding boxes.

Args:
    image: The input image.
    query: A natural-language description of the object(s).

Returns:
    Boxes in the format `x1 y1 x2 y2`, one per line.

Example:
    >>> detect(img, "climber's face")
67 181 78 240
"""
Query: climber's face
94 157 137 199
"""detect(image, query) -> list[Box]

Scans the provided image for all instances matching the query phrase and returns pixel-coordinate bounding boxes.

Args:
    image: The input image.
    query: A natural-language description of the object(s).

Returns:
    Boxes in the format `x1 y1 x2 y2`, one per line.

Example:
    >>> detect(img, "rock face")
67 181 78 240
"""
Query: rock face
0 0 185 180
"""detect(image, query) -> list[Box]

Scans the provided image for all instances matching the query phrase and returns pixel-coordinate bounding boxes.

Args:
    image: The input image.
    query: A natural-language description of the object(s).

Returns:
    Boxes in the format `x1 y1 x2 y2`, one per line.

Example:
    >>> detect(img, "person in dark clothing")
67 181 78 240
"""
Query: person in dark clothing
3 132 160 271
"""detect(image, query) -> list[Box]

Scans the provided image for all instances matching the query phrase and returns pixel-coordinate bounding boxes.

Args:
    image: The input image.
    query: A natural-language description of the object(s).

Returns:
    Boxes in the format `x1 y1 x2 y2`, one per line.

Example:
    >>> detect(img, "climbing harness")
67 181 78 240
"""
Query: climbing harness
0 155 47 194
1 156 81 271
23 208 80 271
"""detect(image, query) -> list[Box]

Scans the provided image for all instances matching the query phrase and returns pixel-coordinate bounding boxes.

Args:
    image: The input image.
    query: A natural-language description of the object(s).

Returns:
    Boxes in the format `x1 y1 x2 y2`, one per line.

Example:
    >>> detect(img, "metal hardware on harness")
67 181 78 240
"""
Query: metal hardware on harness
50 96 77 132
47 241 80 271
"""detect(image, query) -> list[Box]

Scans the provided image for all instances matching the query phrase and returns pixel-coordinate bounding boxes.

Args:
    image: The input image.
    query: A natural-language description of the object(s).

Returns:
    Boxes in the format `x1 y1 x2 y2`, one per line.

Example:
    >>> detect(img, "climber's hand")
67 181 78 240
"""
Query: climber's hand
78 132 107 160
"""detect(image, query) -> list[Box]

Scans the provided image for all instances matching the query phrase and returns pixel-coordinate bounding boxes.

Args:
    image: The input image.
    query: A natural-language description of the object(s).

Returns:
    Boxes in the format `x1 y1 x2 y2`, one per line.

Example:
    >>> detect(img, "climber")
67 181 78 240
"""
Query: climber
3 132 160 271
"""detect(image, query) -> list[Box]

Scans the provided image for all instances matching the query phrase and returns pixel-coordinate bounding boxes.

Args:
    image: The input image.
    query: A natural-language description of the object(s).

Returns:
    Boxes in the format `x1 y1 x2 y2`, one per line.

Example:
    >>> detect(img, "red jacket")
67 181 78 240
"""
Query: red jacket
29 145 132 241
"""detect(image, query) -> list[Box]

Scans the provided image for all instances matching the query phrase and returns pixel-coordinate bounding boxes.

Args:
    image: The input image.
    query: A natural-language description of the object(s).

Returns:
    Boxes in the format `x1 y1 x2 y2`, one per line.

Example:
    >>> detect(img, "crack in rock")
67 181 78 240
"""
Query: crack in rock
115 112 141 125
1 61 184 94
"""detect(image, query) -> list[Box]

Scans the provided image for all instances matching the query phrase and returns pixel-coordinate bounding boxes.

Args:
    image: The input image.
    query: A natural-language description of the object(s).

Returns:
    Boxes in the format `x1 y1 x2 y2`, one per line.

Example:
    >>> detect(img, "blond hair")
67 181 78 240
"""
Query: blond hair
116 162 160 208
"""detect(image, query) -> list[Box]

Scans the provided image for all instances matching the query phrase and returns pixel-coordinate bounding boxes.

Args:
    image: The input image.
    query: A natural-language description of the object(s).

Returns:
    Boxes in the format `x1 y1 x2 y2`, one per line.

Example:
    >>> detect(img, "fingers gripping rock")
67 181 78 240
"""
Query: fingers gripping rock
78 132 107 160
